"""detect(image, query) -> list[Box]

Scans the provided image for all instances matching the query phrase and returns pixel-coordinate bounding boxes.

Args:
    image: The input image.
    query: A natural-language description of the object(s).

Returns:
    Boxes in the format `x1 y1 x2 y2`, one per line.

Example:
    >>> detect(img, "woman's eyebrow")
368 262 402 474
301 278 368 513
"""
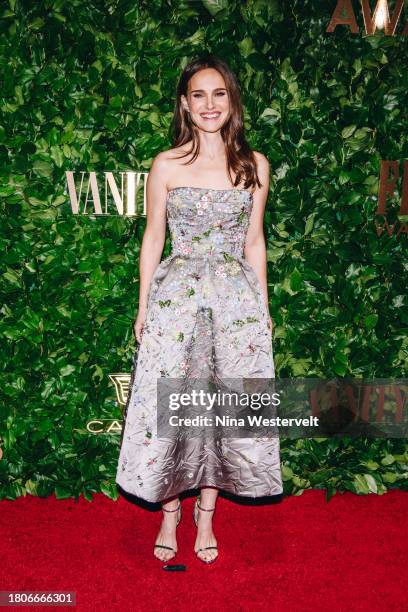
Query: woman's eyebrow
190 87 227 93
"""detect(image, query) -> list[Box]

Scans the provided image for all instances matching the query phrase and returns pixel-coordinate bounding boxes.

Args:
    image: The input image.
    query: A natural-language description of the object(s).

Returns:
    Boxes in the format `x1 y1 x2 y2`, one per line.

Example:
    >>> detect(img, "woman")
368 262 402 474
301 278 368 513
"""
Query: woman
116 55 283 565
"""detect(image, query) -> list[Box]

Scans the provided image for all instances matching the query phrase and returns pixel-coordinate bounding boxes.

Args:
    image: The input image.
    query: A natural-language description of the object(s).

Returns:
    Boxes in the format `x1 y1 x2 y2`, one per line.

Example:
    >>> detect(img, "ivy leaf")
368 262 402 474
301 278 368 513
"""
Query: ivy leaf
202 0 228 16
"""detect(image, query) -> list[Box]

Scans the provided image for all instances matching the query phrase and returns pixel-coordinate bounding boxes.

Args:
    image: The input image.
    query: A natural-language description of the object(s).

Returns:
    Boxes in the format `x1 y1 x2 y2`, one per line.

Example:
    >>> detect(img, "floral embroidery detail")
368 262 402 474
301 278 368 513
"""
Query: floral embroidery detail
232 316 260 327
166 188 253 260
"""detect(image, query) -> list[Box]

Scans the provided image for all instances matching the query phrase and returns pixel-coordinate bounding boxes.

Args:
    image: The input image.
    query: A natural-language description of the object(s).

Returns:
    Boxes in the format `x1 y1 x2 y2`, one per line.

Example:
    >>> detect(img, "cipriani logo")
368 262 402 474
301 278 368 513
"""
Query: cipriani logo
65 171 148 216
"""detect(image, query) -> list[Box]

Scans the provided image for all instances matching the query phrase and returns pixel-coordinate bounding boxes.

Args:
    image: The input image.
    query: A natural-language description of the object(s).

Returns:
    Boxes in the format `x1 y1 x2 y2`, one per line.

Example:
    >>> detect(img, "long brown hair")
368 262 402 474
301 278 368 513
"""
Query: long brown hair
171 54 262 191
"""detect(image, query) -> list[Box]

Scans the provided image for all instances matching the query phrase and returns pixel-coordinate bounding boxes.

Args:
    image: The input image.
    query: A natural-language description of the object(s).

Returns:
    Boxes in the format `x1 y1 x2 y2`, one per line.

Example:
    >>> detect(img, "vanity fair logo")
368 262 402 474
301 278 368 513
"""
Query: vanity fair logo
327 0 408 35
65 171 148 216
375 160 408 238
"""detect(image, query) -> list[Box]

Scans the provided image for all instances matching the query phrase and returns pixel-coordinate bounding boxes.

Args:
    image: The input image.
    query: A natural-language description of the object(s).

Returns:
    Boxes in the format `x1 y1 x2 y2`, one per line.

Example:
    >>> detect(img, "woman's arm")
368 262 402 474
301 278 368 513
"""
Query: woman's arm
243 152 273 330
137 153 168 312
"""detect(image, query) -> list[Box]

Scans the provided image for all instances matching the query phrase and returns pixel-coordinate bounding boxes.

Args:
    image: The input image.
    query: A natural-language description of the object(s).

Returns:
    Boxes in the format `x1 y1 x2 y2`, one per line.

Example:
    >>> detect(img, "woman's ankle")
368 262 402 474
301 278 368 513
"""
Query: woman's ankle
162 497 179 511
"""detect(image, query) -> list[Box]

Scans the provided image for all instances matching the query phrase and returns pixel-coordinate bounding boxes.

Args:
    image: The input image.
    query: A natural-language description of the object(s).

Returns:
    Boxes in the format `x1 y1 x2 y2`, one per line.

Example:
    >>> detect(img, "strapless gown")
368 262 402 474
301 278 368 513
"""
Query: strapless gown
115 186 283 502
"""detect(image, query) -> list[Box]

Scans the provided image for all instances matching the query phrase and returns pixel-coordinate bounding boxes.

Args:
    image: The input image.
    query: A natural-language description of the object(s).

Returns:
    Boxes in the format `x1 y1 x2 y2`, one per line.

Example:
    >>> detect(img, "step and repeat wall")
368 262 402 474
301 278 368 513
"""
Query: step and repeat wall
1 1 407 501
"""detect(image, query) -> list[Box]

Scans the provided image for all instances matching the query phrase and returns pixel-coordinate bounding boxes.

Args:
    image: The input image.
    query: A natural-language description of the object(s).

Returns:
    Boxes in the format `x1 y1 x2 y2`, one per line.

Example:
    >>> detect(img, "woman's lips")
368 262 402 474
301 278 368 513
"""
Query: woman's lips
200 112 221 120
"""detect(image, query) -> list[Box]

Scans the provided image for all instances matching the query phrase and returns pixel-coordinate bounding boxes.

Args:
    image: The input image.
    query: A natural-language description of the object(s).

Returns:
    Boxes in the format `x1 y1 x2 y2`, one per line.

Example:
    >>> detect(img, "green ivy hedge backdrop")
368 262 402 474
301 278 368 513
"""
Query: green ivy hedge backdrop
1 0 407 502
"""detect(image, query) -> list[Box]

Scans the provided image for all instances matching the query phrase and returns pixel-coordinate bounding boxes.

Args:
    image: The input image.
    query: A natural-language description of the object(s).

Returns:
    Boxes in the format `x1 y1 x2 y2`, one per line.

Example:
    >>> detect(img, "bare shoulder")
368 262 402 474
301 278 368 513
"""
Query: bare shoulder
150 146 191 188
150 150 172 173
149 149 176 187
253 150 270 176
154 145 191 164
252 151 270 194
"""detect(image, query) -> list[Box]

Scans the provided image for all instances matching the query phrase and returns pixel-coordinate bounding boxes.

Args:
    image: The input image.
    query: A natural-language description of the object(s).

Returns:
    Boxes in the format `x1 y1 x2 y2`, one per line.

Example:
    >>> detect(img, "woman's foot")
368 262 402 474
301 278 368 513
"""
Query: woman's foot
154 499 181 562
194 500 218 564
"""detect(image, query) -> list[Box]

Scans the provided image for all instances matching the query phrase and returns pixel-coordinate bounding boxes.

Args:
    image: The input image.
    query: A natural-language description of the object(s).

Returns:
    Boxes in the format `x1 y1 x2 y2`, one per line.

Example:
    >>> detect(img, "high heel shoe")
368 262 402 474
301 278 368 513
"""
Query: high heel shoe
193 497 218 564
154 501 182 560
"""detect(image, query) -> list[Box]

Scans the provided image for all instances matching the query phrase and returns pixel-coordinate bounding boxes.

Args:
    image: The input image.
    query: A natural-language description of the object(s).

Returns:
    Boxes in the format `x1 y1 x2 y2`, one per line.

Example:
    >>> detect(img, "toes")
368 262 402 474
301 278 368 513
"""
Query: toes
197 549 215 563
155 546 176 562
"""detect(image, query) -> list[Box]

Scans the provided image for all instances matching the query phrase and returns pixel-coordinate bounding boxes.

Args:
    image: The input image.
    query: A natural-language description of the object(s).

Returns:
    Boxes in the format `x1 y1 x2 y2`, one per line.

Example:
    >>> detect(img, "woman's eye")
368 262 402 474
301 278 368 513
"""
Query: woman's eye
192 92 226 98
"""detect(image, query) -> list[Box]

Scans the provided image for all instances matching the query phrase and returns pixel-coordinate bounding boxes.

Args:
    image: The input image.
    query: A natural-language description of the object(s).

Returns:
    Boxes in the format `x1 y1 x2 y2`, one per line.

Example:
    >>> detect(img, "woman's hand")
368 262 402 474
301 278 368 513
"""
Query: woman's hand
133 306 147 343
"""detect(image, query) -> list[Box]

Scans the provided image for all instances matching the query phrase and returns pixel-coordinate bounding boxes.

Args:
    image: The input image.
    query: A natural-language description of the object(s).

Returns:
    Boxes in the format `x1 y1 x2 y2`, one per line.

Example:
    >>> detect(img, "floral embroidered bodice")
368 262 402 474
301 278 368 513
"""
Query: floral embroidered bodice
166 186 254 260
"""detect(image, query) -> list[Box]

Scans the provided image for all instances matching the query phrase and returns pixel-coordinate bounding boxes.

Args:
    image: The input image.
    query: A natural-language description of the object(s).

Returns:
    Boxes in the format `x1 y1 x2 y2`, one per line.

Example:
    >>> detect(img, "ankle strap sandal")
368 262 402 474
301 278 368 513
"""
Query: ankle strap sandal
193 498 218 564
162 501 182 526
154 501 182 559
193 499 215 527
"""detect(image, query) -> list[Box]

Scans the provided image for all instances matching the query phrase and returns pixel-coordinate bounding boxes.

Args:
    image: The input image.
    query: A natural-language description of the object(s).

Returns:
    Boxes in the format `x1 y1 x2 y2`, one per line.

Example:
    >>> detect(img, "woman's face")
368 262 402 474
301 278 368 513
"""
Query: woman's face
181 68 230 133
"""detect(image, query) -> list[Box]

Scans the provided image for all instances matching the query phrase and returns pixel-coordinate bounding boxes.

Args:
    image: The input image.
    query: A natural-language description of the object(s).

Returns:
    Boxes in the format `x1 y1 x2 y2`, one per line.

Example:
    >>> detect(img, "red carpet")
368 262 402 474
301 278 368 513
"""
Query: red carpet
1 489 407 611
